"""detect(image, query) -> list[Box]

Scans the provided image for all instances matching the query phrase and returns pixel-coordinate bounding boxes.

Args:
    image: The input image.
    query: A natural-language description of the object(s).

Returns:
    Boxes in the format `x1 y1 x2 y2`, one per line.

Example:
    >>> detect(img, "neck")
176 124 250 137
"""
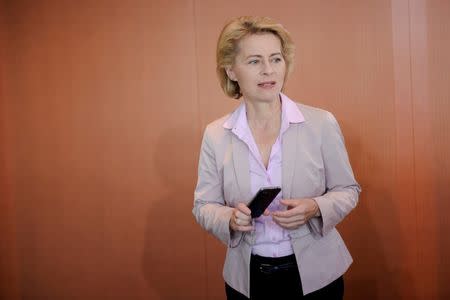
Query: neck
245 96 281 129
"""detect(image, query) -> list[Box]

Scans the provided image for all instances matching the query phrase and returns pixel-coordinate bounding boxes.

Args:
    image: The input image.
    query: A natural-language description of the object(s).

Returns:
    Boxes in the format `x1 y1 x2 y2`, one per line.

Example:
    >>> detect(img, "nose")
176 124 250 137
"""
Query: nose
261 60 274 75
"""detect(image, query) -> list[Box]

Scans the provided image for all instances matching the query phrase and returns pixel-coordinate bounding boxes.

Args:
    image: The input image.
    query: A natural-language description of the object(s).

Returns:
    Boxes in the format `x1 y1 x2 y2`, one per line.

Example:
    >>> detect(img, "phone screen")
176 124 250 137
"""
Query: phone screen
248 186 281 218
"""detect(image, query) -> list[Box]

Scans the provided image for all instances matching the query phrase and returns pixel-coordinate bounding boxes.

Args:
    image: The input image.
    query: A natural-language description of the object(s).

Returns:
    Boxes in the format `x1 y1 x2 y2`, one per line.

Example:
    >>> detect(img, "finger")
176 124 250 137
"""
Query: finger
262 209 270 216
276 217 306 225
230 218 253 232
235 210 252 222
280 199 300 207
234 225 254 232
272 214 306 223
274 219 305 229
236 203 251 216
273 214 304 224
273 207 305 218
235 216 252 226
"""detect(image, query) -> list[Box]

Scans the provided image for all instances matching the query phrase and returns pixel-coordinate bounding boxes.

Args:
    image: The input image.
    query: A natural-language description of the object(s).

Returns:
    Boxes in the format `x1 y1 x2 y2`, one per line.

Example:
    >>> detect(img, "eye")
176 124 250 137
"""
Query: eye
272 57 283 63
248 59 259 65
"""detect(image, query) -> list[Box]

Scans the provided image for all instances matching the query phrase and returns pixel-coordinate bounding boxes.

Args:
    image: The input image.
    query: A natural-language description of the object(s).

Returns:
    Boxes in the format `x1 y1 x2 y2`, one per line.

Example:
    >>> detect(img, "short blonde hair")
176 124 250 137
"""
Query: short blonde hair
216 16 295 99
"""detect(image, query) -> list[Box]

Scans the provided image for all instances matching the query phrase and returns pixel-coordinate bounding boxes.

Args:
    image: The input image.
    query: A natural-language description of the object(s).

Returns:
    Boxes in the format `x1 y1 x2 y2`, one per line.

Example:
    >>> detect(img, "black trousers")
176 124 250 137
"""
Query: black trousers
225 254 344 300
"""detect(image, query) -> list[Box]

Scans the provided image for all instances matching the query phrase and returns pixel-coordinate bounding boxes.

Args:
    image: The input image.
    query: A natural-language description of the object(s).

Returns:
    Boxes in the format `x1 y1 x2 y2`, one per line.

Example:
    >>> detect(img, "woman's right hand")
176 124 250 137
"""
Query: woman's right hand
229 203 254 232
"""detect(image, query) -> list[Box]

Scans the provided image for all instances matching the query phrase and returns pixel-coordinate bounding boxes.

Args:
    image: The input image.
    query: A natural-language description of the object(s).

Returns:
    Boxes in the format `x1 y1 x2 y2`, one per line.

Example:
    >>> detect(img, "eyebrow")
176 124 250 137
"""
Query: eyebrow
245 53 282 59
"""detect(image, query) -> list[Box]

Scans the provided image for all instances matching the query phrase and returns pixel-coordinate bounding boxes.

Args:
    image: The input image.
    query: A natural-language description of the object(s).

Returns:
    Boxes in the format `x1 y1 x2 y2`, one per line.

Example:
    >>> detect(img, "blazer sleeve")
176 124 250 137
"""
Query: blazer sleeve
192 126 235 246
308 112 361 237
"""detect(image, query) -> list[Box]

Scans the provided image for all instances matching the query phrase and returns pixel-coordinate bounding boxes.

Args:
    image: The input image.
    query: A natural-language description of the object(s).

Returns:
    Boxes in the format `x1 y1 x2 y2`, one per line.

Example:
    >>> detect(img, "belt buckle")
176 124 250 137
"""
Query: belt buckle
259 263 279 275
259 262 294 275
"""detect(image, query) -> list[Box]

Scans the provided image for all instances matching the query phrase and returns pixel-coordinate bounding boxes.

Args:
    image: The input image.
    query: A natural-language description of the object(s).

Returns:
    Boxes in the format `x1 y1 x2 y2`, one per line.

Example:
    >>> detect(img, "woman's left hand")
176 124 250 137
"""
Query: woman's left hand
272 198 320 230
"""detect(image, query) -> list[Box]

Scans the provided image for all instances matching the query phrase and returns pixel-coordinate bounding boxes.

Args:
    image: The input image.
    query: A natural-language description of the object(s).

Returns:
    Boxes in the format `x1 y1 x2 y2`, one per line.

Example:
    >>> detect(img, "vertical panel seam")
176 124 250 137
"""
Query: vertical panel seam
392 0 418 296
191 1 210 299
409 0 435 297
406 0 420 292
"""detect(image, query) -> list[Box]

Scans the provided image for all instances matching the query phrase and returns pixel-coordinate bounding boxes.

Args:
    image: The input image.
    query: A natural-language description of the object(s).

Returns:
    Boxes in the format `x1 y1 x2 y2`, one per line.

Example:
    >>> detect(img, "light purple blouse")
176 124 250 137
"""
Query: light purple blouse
223 94 305 257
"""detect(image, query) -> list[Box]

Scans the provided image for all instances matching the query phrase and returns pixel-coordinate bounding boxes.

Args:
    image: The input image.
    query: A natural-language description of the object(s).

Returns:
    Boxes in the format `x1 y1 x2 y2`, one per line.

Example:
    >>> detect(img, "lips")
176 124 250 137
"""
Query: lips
257 81 276 88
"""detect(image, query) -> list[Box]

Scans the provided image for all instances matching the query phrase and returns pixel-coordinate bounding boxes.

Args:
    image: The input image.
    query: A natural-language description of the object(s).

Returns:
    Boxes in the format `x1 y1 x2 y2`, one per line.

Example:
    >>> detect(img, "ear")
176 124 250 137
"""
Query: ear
225 66 237 82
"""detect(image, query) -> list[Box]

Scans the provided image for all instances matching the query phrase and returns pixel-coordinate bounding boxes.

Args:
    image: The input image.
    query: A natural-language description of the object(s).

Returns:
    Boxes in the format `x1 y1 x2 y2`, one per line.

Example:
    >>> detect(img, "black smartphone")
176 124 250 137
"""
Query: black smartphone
248 186 281 218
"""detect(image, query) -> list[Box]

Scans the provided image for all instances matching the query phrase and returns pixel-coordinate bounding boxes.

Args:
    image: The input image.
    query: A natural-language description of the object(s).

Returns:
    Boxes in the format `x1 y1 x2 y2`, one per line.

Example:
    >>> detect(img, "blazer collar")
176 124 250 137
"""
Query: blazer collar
280 93 305 124
223 93 305 131
279 94 306 199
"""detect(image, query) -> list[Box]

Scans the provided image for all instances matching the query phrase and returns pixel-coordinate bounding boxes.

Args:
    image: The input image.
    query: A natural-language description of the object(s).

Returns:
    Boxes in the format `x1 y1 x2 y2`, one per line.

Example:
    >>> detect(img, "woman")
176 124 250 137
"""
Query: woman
193 16 361 299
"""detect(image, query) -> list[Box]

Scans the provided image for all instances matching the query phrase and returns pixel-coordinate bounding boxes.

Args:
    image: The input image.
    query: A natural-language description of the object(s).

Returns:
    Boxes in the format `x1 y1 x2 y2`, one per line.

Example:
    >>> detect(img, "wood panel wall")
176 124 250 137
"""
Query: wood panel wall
1 3 21 299
1 0 449 299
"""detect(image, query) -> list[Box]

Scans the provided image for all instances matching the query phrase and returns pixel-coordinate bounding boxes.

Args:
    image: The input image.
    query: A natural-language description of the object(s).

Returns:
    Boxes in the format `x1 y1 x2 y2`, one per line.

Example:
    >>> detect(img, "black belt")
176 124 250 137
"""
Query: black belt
251 254 297 275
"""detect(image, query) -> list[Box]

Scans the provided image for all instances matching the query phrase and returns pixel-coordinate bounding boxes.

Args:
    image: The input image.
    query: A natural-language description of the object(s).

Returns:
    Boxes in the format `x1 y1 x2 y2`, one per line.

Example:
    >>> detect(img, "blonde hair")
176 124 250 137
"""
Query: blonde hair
216 16 295 99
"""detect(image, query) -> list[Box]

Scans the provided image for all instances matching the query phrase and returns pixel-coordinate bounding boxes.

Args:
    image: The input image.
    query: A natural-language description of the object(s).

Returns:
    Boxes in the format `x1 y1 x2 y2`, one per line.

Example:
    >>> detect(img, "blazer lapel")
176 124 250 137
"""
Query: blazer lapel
282 124 299 199
231 134 252 202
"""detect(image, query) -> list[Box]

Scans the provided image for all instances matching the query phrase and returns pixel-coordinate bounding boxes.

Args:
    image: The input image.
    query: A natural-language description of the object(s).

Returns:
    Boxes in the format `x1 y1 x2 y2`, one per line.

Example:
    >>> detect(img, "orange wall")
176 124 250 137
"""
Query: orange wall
1 0 449 299
1 4 20 299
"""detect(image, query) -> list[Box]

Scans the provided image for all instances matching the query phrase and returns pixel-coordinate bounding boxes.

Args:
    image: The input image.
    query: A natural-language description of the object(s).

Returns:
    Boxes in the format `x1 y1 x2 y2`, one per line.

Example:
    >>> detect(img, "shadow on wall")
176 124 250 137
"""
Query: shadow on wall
344 200 401 300
141 124 206 300
341 131 415 300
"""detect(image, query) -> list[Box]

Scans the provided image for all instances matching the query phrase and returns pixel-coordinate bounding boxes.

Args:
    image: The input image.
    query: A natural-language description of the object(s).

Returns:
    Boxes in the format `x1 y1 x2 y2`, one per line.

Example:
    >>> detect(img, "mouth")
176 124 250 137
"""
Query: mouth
257 81 276 88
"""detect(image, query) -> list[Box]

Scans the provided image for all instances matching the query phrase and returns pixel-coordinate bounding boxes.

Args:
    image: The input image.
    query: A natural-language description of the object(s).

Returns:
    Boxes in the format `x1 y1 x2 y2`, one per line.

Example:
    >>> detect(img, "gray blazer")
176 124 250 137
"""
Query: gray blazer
193 97 361 296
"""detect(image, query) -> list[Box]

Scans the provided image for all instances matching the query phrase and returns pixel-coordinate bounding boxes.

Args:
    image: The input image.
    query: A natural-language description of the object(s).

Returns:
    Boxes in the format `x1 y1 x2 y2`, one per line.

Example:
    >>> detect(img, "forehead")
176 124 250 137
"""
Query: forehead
235 33 282 56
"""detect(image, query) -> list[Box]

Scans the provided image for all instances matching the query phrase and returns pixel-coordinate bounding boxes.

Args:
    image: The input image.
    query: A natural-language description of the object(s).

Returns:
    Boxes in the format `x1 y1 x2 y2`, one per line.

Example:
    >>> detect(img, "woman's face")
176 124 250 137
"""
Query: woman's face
226 33 286 103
